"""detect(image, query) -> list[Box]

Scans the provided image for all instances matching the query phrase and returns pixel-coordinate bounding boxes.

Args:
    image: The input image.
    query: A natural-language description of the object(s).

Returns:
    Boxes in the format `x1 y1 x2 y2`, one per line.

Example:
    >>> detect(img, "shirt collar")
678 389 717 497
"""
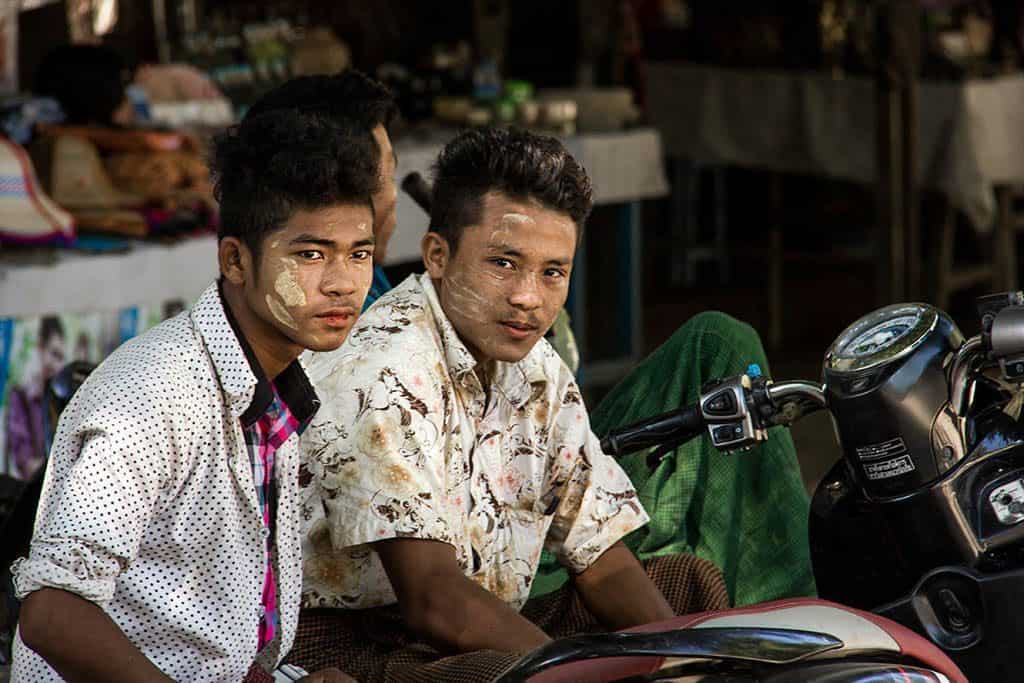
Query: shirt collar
416 273 547 411
191 282 320 426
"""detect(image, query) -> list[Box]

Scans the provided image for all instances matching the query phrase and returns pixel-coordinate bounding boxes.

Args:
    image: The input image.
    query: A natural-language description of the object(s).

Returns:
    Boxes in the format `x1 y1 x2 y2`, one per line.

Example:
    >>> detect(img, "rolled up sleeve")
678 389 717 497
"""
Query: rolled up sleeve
11 539 121 604
10 388 174 605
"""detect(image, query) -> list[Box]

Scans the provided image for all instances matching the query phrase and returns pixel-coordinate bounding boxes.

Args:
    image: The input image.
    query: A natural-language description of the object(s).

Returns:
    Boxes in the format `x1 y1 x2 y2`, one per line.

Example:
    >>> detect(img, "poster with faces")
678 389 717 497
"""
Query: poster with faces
0 296 190 480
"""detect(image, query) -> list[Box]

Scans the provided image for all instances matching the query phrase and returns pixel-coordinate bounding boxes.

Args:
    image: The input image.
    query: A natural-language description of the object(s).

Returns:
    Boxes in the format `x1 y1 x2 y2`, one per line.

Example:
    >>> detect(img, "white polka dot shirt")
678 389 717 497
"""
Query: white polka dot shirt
10 283 318 682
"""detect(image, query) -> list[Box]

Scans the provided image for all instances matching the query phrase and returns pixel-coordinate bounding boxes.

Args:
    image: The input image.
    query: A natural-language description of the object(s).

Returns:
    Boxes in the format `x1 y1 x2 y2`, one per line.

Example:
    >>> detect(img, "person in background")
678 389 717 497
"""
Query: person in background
8 98 376 682
244 69 398 312
4 316 65 481
33 44 136 127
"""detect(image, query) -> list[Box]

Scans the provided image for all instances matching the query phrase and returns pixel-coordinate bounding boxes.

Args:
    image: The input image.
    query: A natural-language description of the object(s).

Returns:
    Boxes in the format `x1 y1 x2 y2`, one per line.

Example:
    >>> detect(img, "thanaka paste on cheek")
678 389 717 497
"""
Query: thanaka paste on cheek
266 294 299 330
444 269 504 348
274 258 307 307
445 270 491 319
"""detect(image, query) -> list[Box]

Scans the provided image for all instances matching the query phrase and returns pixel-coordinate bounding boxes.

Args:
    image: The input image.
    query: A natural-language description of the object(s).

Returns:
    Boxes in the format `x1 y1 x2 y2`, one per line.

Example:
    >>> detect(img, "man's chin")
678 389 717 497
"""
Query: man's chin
299 330 352 353
488 339 540 364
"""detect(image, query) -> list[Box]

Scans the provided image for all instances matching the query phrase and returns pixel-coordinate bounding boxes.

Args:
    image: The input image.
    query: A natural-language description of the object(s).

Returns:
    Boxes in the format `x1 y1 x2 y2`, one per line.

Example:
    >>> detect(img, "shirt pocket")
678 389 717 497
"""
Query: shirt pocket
484 506 550 607
505 507 551 574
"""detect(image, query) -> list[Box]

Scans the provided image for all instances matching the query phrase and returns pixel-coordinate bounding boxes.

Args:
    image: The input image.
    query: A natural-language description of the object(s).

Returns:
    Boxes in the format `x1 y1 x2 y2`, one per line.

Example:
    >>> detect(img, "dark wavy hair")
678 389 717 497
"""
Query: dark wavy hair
429 128 593 251
244 69 397 132
210 108 380 258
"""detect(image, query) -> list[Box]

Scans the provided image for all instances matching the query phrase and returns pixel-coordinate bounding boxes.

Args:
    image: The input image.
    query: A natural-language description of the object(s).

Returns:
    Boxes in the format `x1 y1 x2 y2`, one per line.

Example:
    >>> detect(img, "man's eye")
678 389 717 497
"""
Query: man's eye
490 258 514 269
352 250 372 261
545 268 566 279
298 250 323 260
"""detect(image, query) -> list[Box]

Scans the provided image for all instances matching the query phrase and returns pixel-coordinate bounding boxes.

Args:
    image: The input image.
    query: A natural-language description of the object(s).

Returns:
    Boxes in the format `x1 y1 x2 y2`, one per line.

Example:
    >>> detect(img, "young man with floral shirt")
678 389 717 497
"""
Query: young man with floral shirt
9 105 376 682
291 128 730 681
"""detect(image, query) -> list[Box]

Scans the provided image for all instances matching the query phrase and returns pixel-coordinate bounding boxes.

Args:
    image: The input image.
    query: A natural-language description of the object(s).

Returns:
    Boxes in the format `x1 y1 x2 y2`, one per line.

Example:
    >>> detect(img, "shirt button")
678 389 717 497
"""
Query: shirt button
258 605 267 618
260 526 271 540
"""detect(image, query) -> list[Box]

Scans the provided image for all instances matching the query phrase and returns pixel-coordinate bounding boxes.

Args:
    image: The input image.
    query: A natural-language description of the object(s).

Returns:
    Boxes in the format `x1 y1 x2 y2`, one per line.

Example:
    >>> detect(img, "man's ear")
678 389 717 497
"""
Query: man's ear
421 232 451 279
219 237 253 286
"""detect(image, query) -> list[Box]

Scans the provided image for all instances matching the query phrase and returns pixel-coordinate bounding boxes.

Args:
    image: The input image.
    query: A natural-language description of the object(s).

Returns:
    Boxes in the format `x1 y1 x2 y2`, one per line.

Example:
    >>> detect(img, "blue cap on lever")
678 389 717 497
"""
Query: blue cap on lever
746 363 762 379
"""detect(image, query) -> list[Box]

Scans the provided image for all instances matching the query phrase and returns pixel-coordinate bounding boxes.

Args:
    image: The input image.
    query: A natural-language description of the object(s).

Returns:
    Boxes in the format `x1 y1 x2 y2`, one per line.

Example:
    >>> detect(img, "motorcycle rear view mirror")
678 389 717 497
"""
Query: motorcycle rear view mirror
984 303 1024 382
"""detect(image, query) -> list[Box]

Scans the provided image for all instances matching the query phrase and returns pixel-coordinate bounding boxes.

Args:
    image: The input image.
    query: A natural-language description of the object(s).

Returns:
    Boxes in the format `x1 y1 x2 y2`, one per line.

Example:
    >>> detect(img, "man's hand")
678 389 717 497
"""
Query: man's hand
299 667 357 682
375 538 551 654
19 588 173 682
571 541 674 631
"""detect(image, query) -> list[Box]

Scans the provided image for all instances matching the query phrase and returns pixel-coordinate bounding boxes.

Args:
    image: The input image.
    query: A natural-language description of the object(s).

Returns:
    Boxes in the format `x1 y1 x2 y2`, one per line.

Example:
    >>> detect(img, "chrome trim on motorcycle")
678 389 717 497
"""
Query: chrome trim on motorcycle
494 627 844 683
765 381 828 426
825 304 939 375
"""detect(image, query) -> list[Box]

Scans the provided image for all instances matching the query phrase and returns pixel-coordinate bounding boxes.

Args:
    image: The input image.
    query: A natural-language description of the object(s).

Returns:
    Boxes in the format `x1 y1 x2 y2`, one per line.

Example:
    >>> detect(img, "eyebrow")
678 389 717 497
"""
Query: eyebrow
290 235 336 247
292 236 335 246
487 243 571 267
289 235 377 248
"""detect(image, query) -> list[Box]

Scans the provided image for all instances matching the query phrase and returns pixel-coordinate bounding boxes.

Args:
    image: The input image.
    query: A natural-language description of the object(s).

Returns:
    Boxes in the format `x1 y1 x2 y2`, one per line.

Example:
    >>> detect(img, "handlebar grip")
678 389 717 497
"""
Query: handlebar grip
600 405 705 456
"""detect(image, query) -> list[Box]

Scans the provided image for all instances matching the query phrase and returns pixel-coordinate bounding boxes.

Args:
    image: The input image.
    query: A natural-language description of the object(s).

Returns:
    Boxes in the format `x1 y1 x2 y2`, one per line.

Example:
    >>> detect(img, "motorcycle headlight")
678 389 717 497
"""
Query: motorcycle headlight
826 304 939 375
824 303 964 497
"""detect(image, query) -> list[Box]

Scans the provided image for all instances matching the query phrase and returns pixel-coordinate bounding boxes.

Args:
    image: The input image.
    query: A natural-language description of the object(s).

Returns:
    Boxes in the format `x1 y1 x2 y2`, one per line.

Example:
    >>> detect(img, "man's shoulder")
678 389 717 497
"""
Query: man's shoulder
108 312 201 368
77 313 214 412
351 275 435 346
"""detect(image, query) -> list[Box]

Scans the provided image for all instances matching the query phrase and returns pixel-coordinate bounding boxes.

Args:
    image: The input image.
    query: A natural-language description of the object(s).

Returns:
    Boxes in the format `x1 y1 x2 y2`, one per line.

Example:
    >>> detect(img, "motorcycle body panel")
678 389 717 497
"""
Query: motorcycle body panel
812 422 1024 682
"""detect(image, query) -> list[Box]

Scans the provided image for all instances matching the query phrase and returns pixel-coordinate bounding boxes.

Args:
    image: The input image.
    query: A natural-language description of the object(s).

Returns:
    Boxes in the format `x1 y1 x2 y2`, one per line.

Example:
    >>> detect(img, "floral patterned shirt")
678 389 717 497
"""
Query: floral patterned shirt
299 274 648 611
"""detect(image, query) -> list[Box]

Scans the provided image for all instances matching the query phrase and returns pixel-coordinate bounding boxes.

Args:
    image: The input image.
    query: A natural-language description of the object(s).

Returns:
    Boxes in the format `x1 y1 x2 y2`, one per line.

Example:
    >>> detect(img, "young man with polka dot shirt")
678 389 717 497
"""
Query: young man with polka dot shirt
9 105 375 682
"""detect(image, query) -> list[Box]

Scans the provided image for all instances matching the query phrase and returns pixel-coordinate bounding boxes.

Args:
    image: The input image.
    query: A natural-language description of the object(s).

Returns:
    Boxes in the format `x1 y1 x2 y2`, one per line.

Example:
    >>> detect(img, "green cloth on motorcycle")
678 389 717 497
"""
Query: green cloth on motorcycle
531 311 817 607
545 308 580 374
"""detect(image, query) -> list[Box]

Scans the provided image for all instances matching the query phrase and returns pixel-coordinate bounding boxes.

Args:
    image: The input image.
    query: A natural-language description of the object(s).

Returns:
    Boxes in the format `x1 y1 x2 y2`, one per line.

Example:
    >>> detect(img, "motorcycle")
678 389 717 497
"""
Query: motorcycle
497 292 1024 681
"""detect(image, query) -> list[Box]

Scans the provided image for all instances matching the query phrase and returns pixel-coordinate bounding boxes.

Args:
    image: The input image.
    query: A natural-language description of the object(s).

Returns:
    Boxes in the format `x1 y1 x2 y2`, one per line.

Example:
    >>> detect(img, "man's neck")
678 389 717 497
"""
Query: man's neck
220 282 299 380
474 359 496 393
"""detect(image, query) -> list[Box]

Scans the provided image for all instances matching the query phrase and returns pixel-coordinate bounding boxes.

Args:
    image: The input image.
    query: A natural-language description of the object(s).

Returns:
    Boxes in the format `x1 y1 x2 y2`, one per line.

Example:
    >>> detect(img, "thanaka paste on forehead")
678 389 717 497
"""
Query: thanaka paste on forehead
500 212 534 225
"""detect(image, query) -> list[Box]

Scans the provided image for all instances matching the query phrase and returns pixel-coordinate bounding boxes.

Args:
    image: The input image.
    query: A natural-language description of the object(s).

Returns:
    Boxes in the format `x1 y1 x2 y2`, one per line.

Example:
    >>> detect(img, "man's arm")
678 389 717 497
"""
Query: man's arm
571 541 674 631
19 588 172 682
376 538 551 654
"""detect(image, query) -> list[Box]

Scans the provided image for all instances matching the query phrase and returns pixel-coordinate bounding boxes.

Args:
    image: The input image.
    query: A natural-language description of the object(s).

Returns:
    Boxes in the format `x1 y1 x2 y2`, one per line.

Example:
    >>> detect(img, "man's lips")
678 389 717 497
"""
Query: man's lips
315 307 357 327
499 320 539 339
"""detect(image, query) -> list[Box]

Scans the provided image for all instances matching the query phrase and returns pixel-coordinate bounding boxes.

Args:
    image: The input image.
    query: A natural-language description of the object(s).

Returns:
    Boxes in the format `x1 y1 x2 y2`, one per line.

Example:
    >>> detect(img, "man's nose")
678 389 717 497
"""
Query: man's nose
321 260 357 297
508 273 543 310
